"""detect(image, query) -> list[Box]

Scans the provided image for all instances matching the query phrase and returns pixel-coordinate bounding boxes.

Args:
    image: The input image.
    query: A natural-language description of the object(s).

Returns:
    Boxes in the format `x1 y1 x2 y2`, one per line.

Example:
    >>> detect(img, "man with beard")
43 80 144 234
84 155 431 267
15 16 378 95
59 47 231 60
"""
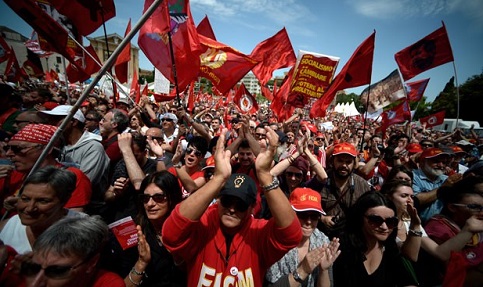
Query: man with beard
307 142 371 238
412 147 463 223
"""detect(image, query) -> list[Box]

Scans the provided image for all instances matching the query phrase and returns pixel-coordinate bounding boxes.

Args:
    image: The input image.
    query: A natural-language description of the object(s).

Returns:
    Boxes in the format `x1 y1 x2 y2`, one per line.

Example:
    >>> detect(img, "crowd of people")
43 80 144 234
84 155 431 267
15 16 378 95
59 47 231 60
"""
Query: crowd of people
0 79 482 287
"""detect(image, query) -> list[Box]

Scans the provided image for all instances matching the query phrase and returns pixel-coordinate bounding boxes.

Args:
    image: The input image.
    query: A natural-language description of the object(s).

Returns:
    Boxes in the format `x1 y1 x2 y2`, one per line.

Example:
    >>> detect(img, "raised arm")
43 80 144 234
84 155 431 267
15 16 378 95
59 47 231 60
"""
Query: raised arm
117 133 146 191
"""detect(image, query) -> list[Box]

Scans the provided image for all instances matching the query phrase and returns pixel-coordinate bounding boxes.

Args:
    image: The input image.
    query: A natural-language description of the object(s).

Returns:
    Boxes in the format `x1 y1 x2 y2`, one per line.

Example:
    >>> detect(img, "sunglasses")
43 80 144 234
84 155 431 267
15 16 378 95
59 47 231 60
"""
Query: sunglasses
452 203 483 212
316 138 324 141
365 214 399 229
3 144 42 154
297 212 320 221
162 118 174 122
186 147 203 157
220 196 249 212
140 193 167 204
286 171 303 179
21 260 86 279
255 133 267 139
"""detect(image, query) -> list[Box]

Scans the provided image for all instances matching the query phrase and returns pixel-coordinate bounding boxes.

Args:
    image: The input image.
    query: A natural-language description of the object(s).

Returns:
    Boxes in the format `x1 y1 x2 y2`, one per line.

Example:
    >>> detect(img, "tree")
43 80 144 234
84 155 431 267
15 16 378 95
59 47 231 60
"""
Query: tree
431 76 457 117
459 72 483 122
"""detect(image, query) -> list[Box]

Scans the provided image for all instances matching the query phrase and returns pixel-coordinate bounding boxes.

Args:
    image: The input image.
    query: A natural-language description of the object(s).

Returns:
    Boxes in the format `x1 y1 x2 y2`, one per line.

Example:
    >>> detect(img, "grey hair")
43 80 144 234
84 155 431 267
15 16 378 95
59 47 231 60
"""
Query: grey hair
21 166 76 205
33 216 108 260
110 108 129 133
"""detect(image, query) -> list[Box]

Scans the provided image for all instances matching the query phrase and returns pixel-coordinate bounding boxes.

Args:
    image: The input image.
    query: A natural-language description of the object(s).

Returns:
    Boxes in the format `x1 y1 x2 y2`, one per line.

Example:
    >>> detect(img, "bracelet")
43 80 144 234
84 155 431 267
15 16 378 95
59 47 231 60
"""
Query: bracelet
261 177 280 193
156 156 165 162
288 156 294 164
408 229 423 237
128 271 142 286
131 267 145 276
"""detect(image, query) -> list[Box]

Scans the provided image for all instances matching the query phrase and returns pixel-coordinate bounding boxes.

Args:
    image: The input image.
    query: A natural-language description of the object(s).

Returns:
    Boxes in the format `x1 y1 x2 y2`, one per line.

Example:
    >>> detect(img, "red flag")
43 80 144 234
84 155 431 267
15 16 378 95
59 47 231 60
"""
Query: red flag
196 15 216 40
271 68 294 119
419 110 445 128
310 31 376 118
260 85 273 101
0 35 11 63
47 0 116 36
381 100 411 133
130 70 140 104
115 19 131 84
66 44 101 83
139 0 202 92
5 0 81 68
395 24 454 81
405 78 430 102
250 27 296 86
4 49 27 82
198 34 258 94
23 48 44 77
187 81 195 112
234 83 258 114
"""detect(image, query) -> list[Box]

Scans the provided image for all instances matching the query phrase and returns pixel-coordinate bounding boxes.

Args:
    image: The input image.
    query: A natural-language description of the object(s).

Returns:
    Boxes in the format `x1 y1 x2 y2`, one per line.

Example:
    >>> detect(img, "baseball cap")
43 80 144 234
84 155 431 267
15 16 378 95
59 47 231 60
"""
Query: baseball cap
464 160 483 176
450 146 466 155
419 147 449 160
219 174 257 206
456 140 474 146
202 156 215 170
332 142 357 157
289 187 325 215
11 124 57 145
161 113 178 124
406 143 423 154
40 105 86 123
116 98 130 106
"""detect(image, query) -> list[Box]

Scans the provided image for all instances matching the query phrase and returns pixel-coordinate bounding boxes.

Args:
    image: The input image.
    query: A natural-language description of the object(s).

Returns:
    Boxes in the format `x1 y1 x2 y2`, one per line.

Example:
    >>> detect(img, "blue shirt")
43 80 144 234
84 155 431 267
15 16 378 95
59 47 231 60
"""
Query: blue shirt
412 169 447 223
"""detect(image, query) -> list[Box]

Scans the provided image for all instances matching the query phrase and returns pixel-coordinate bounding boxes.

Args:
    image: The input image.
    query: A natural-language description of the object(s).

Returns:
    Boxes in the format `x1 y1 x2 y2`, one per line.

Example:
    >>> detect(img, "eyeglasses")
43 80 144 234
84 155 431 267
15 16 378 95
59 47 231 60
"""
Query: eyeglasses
297 212 320 221
20 259 86 279
3 144 43 154
365 214 399 229
162 118 174 122
285 171 303 179
186 147 202 157
316 138 325 141
140 193 167 204
220 196 249 212
255 133 266 139
452 203 483 212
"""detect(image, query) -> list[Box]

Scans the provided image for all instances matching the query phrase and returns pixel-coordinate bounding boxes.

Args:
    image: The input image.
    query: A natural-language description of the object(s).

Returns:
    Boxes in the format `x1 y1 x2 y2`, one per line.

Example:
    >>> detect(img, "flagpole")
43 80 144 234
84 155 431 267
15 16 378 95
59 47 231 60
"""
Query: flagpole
167 27 182 107
25 0 165 185
361 84 372 152
61 56 70 103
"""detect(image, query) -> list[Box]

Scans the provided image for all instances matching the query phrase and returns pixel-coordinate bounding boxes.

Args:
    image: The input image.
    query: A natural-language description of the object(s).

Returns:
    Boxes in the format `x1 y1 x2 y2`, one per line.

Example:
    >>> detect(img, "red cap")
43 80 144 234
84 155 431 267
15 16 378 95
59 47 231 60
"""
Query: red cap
289 187 325 215
451 146 466 154
202 156 215 170
332 142 357 157
406 143 423 154
420 147 449 160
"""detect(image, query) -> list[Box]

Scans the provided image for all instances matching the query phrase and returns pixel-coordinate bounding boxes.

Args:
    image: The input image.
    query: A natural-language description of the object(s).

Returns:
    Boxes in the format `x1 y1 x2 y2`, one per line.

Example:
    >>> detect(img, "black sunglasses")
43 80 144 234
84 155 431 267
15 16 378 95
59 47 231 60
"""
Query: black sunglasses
186 147 202 157
220 196 249 212
297 212 320 221
365 214 399 229
162 118 174 122
285 171 303 179
21 260 86 279
140 193 167 204
452 203 483 212
3 144 42 154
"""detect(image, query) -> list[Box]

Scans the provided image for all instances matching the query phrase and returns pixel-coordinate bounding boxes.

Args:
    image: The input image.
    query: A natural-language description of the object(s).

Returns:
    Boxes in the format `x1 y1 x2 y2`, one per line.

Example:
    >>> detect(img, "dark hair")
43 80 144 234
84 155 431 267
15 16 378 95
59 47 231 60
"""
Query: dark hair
239 139 250 150
110 109 129 133
438 175 483 216
380 179 412 198
131 132 148 152
208 136 219 154
21 166 76 205
188 136 208 156
86 110 102 122
386 165 414 182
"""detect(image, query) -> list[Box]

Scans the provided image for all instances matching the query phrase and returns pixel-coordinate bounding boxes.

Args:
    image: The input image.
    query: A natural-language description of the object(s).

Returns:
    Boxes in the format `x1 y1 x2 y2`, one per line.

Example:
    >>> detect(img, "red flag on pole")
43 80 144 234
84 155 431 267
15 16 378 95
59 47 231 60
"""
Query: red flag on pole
310 31 376 118
196 15 216 40
405 78 430 102
234 83 258 114
115 19 131 84
395 24 454 81
419 110 445 128
139 0 202 92
130 70 140 104
66 44 101 83
250 27 296 86
187 81 195 112
0 35 11 63
381 100 411 133
47 0 116 36
260 85 273 101
4 49 27 82
198 34 258 94
271 67 294 120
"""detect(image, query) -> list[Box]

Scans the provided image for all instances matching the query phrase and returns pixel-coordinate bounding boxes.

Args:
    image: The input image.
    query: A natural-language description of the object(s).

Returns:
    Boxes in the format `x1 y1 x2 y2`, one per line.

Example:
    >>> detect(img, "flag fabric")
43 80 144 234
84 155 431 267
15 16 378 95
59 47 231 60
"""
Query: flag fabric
260 85 273 101
360 69 405 113
47 0 116 36
233 83 258 114
0 35 11 63
419 110 445 128
130 70 140 104
196 15 216 40
405 78 430 102
310 31 376 118
187 81 195 112
4 49 27 82
198 34 258 94
271 67 294 120
45 69 59 83
139 0 202 92
380 100 411 133
250 27 296 86
395 24 454 81
115 19 131 84
5 0 81 68
66 44 101 83
23 48 44 77
25 32 53 58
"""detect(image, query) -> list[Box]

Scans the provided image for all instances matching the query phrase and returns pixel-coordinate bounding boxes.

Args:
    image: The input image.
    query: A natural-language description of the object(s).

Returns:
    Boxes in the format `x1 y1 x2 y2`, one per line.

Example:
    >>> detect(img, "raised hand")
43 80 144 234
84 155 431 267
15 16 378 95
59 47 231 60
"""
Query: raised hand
319 237 341 271
136 225 151 270
255 126 278 174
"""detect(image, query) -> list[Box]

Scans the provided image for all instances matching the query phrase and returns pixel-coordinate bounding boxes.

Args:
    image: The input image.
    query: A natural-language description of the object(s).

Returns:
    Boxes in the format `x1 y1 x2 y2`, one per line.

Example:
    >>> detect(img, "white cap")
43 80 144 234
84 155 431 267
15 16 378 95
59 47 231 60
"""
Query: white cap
40 105 86 123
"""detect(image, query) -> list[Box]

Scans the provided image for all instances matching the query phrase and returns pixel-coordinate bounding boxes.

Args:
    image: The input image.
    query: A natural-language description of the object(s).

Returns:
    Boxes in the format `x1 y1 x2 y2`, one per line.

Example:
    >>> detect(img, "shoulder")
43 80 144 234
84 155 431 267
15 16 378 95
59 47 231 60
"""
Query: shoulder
91 270 125 287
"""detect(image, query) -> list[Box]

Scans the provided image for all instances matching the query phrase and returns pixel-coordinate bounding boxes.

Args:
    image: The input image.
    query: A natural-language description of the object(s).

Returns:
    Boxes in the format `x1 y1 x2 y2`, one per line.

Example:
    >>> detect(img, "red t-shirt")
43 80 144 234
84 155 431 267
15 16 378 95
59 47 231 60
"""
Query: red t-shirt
168 166 205 198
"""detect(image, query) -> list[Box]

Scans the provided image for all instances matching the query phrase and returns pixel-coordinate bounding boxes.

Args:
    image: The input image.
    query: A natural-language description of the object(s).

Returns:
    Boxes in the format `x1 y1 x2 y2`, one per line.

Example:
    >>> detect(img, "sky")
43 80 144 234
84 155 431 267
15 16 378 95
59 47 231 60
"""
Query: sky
1 0 483 103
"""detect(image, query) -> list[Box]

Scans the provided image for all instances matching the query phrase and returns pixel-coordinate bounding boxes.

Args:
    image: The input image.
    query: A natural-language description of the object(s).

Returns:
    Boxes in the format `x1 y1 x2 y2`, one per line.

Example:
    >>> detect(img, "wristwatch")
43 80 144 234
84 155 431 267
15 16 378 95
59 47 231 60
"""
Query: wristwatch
292 269 305 284
261 177 280 192
408 229 423 237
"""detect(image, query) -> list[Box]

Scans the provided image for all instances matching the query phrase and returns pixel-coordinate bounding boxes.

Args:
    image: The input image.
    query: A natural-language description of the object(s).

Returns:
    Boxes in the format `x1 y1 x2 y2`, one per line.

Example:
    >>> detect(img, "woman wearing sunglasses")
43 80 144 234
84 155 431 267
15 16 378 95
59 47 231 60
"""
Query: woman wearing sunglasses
109 171 185 287
332 191 417 287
